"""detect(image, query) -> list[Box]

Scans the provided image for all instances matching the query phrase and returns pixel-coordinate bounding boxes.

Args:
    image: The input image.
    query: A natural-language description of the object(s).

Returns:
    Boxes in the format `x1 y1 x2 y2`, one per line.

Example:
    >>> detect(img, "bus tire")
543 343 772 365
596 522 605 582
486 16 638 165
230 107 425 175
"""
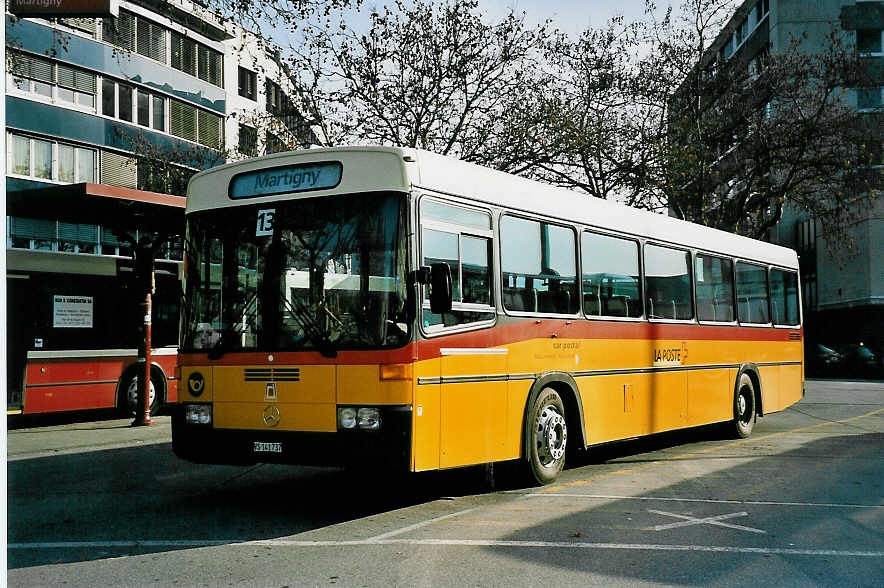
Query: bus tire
732 373 755 438
525 387 568 485
121 369 161 417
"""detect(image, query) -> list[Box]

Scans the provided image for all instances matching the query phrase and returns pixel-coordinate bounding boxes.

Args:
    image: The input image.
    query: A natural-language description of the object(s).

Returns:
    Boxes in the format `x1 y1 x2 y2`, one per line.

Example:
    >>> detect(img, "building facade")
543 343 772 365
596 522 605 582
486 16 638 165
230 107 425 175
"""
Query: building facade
685 0 883 370
5 0 317 409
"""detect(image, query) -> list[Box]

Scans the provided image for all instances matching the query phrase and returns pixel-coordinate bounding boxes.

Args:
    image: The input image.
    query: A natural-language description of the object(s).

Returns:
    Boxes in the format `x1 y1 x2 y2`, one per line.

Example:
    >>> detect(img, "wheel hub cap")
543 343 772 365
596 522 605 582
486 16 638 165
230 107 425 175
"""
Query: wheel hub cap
537 406 567 464
128 377 156 410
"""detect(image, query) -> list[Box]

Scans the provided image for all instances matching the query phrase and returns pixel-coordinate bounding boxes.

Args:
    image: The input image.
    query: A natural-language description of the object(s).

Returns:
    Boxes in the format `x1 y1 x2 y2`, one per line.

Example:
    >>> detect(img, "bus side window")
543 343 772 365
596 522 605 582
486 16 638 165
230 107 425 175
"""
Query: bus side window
501 215 577 315
695 254 734 322
420 199 495 331
582 231 642 319
645 244 693 321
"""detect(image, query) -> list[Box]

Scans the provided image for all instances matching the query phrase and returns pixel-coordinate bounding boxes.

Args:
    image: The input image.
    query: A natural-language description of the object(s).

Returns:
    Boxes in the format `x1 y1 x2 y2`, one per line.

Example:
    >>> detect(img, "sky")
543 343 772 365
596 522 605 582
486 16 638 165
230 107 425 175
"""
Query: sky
480 0 658 33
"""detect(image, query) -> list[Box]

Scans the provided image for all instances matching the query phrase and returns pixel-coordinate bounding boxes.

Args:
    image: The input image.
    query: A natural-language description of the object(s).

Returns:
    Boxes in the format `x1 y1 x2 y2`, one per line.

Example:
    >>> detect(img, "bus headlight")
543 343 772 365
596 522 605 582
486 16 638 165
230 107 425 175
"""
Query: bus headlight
185 404 212 425
357 408 381 430
338 407 357 429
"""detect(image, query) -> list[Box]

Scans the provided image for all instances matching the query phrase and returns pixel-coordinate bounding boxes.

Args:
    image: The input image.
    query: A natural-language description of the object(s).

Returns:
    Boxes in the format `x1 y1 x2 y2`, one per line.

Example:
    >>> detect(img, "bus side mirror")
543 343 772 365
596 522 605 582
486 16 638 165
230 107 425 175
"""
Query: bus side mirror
429 263 453 314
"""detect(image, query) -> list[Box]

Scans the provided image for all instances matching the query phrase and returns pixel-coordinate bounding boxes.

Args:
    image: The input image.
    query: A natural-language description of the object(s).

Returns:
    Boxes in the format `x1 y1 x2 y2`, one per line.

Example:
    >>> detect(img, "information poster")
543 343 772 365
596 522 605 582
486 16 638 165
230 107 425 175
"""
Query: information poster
53 295 94 328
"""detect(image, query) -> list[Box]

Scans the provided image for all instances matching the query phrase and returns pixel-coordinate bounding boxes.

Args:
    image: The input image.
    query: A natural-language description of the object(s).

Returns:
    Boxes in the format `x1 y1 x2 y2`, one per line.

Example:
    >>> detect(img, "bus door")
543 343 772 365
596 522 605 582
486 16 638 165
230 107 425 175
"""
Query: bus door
439 348 508 468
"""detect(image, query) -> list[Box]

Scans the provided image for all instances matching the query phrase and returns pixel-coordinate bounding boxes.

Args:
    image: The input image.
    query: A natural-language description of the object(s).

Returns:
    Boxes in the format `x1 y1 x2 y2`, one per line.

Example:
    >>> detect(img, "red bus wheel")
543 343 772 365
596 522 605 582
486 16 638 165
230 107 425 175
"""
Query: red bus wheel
122 372 160 416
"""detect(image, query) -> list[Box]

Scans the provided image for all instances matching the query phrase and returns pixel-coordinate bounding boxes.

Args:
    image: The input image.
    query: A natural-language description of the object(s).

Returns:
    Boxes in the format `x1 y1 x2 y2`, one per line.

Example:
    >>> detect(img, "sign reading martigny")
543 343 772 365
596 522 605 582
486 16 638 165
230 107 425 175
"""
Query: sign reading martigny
230 162 343 199
10 0 118 17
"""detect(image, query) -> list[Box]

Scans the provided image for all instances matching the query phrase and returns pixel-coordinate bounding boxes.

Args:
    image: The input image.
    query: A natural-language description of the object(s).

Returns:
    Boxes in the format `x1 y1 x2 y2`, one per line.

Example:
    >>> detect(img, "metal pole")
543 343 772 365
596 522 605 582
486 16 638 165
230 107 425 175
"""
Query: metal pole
132 292 153 427
143 292 153 425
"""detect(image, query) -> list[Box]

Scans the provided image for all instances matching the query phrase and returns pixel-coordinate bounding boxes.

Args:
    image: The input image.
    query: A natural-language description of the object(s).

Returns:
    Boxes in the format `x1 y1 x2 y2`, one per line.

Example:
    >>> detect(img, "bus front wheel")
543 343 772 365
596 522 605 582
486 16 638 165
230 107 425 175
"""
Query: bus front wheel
122 371 160 417
526 388 568 485
732 373 756 438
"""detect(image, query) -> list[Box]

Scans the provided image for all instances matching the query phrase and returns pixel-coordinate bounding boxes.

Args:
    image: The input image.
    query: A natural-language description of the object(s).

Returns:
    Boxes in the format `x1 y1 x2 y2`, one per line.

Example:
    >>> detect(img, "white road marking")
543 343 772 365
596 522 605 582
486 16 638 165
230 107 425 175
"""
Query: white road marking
520 493 884 509
8 539 884 558
648 509 766 534
366 508 477 541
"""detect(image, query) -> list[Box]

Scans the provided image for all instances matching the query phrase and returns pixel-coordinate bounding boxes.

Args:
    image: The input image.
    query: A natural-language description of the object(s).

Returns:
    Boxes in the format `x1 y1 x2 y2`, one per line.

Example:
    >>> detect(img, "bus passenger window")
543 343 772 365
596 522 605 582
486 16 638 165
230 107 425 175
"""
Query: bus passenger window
582 232 642 318
769 268 799 326
644 244 693 320
736 262 770 324
420 199 494 332
501 215 578 315
695 254 735 322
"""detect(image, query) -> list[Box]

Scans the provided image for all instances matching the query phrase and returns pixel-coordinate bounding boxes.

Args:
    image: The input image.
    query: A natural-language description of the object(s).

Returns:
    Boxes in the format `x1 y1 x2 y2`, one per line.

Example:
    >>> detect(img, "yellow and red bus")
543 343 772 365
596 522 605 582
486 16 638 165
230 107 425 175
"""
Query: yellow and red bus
172 147 803 484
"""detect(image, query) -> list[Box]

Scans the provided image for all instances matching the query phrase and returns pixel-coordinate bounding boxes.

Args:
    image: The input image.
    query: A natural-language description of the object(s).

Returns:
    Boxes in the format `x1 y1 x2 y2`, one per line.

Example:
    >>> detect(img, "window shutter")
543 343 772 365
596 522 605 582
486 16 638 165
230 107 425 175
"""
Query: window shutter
101 226 127 247
61 18 97 36
56 64 96 93
101 152 137 189
10 217 57 240
170 100 197 142
118 11 136 51
197 45 209 82
13 52 53 83
171 33 197 76
208 50 223 87
137 18 166 63
197 109 222 149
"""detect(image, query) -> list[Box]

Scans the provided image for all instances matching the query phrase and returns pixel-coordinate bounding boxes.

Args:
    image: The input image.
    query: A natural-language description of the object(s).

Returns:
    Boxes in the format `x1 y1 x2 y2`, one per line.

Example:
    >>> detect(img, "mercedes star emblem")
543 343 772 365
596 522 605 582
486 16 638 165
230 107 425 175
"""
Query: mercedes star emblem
263 404 281 427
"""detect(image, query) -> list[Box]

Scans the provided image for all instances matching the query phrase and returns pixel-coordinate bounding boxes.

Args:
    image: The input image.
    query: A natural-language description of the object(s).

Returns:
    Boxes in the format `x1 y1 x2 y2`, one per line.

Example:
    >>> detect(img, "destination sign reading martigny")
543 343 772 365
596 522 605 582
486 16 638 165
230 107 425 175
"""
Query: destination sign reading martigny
230 162 343 199
10 0 118 17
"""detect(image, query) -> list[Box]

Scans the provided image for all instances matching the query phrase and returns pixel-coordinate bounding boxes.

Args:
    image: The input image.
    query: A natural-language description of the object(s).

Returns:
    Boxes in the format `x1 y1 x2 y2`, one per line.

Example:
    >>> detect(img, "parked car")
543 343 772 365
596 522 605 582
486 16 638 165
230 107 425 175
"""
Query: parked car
808 344 844 377
839 344 880 379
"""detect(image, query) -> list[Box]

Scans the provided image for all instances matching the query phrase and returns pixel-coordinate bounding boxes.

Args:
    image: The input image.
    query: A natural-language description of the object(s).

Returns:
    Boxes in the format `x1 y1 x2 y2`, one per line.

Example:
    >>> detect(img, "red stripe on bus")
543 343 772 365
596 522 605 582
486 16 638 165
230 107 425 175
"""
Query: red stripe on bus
178 320 800 366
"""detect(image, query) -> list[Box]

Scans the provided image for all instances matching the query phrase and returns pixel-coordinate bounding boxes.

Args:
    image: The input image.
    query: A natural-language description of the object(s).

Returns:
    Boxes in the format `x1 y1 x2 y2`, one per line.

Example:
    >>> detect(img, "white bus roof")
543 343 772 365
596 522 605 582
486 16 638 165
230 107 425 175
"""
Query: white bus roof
186 146 798 269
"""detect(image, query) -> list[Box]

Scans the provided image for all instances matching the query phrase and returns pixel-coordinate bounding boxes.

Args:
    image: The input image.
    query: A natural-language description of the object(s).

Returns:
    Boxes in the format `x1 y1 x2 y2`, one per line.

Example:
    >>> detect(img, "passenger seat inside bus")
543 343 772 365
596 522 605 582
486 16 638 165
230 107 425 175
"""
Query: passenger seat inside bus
503 287 538 312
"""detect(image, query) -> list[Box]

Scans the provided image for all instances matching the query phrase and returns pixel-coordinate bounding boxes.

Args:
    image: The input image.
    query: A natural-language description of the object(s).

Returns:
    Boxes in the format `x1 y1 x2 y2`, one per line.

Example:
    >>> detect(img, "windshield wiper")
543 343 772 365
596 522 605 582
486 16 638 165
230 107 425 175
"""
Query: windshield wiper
282 295 341 359
207 291 259 360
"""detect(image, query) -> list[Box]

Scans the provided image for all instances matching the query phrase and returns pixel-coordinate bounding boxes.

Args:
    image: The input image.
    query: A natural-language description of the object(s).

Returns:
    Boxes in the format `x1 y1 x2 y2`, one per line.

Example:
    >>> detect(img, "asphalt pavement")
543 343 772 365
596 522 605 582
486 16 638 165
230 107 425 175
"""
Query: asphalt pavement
6 379 884 587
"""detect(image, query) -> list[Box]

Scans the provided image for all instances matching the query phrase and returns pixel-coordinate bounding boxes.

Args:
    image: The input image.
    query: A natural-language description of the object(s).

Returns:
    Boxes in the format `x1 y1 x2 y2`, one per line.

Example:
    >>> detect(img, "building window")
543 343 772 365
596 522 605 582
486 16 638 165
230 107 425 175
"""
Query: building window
857 87 883 111
169 99 223 149
137 90 150 127
56 17 98 38
136 17 166 63
118 83 134 122
265 132 286 154
8 51 96 111
102 10 135 51
153 95 165 131
102 78 115 116
171 31 223 88
238 66 257 100
238 124 257 156
857 29 883 54
7 133 96 184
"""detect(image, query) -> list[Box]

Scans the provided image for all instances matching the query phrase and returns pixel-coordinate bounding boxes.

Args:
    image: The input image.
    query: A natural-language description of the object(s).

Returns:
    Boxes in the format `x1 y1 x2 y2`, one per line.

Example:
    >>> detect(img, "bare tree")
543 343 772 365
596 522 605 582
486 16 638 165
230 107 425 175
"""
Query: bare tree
282 0 554 168
642 0 881 242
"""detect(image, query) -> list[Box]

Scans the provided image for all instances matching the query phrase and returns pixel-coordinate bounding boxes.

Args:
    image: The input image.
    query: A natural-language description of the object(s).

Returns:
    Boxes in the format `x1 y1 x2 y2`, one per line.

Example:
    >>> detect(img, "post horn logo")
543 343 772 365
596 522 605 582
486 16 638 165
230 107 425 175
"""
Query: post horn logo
187 372 205 397
263 405 281 428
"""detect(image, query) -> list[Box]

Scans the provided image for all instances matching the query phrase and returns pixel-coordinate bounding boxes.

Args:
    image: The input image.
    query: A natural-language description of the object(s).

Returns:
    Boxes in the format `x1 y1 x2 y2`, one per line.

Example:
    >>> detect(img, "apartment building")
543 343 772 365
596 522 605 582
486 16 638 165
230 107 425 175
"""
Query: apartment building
5 0 316 408
680 0 883 363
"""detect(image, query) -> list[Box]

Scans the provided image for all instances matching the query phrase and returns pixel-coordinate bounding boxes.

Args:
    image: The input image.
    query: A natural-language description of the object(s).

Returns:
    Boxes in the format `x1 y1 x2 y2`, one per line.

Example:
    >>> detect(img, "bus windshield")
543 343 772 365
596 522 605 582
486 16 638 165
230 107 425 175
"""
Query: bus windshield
181 192 409 356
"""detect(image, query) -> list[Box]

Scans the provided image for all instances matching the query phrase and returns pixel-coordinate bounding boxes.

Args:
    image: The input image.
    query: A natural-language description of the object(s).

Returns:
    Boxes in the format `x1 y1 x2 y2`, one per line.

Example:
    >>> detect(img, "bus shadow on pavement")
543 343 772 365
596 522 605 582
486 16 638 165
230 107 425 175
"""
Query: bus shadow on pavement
6 440 501 569
488 432 884 586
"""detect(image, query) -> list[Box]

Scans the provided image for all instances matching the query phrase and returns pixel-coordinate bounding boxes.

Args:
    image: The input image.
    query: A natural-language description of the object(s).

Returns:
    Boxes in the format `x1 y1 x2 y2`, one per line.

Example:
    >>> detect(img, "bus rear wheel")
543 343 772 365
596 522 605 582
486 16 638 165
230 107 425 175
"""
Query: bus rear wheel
732 373 756 438
525 388 568 485
122 371 160 417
